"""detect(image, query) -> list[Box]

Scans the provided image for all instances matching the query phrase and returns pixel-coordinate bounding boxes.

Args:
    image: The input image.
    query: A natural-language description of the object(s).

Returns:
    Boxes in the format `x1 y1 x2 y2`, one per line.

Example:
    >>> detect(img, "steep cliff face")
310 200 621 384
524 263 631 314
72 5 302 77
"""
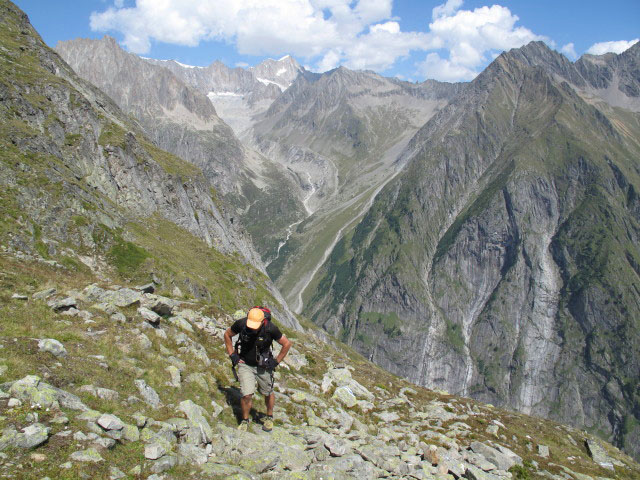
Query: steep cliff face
0 1 300 329
55 37 308 265
307 43 640 457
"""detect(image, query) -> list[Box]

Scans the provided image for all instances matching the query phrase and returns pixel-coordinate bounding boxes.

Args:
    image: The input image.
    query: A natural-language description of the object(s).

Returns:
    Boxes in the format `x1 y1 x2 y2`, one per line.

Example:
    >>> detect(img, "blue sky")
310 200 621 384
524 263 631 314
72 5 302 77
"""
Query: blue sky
13 0 640 82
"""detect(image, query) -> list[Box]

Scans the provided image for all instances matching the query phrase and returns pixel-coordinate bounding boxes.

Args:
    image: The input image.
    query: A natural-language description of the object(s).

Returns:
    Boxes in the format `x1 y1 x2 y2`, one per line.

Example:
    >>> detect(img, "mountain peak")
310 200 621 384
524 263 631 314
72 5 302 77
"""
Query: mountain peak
250 55 303 92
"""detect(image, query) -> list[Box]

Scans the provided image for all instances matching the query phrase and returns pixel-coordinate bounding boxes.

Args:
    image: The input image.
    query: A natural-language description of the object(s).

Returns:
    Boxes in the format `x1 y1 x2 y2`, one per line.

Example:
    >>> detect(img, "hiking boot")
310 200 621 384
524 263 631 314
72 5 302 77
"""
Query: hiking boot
262 415 274 432
237 419 250 431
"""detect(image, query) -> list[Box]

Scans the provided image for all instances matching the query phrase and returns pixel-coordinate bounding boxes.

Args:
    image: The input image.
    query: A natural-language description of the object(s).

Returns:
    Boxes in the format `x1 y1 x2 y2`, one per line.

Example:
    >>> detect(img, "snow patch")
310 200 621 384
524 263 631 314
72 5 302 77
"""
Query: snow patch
276 67 287 76
174 60 203 69
150 58 203 69
207 91 243 98
256 77 285 91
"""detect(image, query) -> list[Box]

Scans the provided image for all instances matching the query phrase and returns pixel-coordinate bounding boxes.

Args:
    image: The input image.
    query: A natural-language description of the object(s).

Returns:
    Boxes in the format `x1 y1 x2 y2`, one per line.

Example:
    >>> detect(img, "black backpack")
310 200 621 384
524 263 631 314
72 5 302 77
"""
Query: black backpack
235 306 274 366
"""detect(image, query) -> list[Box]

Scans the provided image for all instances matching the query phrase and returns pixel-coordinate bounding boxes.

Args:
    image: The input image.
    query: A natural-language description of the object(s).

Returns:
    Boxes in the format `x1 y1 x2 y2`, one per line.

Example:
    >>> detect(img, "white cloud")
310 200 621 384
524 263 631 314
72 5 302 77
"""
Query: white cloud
586 39 639 55
369 21 400 34
90 0 548 81
432 0 463 20
418 4 547 81
419 52 477 82
561 42 577 60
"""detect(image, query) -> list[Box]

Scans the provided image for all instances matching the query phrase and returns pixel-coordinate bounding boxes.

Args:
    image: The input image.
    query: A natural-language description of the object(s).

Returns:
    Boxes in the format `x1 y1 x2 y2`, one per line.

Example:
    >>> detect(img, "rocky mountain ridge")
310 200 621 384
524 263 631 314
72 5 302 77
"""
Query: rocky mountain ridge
55 36 309 269
143 52 304 135
306 41 640 460
504 41 640 111
0 0 299 329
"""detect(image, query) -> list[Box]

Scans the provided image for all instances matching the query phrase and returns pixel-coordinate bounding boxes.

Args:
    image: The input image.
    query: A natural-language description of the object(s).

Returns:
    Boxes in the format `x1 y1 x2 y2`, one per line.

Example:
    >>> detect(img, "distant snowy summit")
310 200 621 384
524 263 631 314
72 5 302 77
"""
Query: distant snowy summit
249 55 303 92
143 52 303 100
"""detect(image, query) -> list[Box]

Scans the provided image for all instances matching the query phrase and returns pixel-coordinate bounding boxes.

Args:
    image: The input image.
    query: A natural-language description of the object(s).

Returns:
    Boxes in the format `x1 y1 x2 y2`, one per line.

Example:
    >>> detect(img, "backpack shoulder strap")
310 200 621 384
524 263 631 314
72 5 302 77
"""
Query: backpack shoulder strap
233 318 248 353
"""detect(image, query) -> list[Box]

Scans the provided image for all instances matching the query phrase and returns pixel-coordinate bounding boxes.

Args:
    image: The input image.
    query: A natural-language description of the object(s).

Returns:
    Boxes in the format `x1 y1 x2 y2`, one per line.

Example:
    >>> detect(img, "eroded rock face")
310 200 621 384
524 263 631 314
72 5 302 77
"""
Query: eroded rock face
307 41 640 459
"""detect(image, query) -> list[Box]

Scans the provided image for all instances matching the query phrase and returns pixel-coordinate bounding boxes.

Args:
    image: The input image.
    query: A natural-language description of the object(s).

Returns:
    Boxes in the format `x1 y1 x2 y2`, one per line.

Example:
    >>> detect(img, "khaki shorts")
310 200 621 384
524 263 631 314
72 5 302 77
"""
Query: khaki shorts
237 362 274 397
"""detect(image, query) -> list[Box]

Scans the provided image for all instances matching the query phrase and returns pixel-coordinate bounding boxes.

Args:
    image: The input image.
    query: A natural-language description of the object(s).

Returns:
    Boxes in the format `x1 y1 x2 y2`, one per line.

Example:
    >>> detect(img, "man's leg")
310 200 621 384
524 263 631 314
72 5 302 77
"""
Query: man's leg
237 363 257 429
241 394 253 420
264 392 275 416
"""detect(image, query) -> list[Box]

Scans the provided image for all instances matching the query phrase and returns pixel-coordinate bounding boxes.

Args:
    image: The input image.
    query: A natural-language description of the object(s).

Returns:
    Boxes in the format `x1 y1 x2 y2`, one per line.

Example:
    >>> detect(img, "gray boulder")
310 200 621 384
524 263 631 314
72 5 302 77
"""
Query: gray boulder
138 307 161 325
324 436 348 457
586 439 615 470
470 442 521 471
177 400 213 444
38 338 67 357
145 442 168 460
110 288 142 307
17 423 50 449
48 297 77 312
70 448 104 463
135 379 161 408
33 288 57 300
97 414 125 431
177 443 208 465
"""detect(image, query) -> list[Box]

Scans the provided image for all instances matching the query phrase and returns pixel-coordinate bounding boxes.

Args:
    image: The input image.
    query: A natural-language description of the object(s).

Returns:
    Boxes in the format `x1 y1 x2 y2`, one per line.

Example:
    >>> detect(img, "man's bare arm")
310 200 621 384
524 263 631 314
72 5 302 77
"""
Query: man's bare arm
224 328 235 356
275 335 292 364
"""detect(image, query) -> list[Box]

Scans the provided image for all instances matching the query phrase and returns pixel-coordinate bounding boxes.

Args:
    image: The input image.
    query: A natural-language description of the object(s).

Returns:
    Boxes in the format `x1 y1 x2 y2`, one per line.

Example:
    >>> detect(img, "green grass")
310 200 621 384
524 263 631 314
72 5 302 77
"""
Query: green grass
359 311 402 338
107 237 150 278
97 121 127 148
138 138 201 180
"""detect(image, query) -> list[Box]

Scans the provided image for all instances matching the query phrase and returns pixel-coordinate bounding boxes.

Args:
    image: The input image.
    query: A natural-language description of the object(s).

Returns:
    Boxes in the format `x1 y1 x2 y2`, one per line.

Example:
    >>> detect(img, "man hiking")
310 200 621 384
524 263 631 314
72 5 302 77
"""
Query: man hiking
224 306 292 432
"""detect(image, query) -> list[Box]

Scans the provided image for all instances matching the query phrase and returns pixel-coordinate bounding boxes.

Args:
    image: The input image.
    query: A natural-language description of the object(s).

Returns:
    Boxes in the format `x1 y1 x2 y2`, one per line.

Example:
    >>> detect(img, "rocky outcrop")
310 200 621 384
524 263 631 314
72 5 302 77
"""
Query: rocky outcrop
307 42 640 459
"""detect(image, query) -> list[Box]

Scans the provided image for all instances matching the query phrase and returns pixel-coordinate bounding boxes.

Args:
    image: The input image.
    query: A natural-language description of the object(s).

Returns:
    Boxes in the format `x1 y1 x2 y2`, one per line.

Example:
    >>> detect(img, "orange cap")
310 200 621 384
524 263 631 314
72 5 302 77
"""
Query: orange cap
247 308 265 329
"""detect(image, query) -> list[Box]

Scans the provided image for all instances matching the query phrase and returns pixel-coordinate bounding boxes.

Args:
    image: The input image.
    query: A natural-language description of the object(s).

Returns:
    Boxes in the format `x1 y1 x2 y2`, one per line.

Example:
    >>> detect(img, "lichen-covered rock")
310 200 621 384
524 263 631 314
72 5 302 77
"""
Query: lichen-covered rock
332 386 357 408
150 453 177 473
178 400 213 444
38 338 67 357
122 424 140 442
134 379 161 408
17 423 50 449
70 448 104 463
9 376 59 409
169 315 194 332
97 414 125 431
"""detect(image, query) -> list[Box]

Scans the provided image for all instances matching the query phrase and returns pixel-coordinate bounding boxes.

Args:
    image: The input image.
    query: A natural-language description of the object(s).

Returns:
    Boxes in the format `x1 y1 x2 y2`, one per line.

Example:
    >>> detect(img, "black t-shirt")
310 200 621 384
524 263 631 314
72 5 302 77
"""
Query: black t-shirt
231 318 283 366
